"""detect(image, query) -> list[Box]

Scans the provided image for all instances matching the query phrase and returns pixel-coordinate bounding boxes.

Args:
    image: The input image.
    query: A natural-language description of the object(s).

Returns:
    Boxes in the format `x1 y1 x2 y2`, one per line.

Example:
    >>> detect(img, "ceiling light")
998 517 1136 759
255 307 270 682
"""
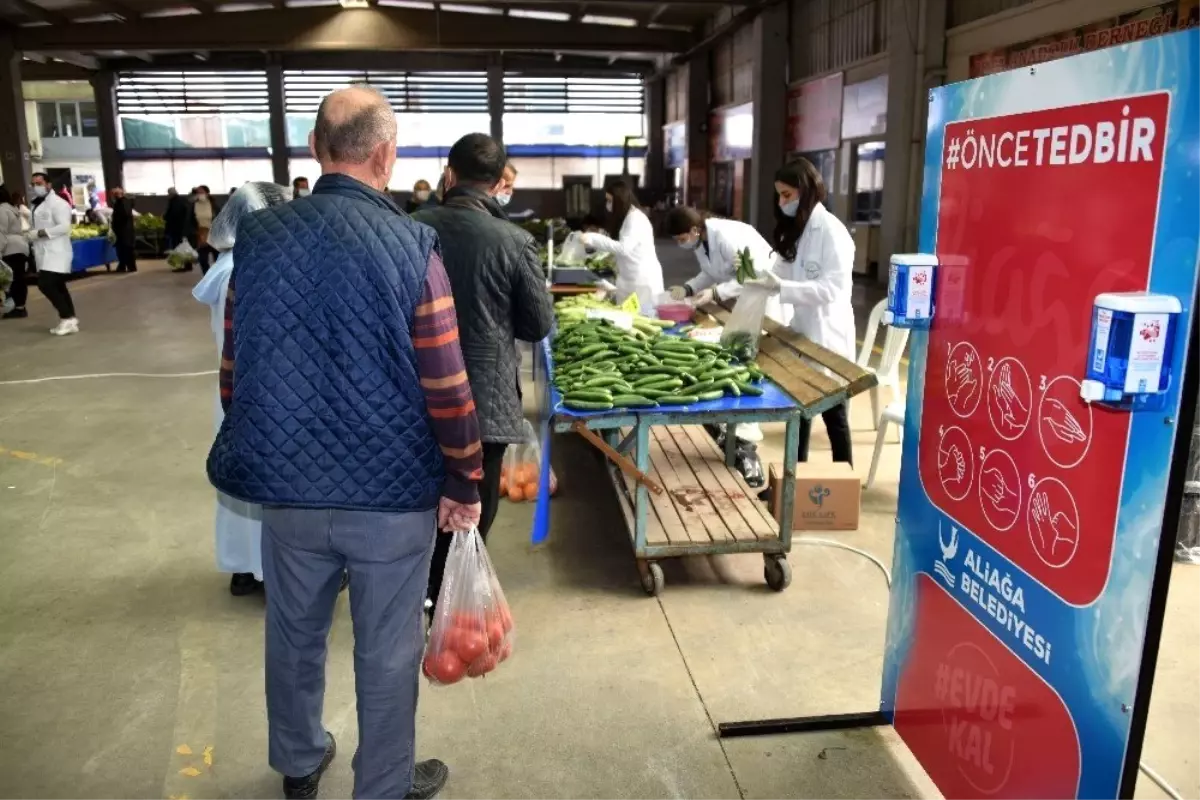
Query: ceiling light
509 8 570 21
142 7 202 17
581 14 636 27
440 3 503 14
377 0 435 7
339 0 371 7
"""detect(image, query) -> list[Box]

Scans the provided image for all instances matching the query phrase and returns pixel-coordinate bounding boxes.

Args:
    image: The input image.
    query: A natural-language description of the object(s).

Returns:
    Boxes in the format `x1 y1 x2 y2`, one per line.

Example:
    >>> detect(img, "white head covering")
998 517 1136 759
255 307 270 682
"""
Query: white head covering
208 181 291 252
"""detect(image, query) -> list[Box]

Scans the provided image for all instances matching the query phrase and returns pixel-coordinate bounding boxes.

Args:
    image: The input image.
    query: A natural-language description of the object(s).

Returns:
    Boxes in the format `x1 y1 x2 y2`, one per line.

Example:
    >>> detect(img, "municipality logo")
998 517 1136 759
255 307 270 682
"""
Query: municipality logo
808 484 831 507
934 522 959 589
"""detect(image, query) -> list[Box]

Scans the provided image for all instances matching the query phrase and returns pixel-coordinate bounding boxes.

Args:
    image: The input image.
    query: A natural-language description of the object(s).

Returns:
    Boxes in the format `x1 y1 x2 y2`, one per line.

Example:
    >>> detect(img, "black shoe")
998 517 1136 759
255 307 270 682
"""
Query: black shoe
405 759 449 800
229 572 262 596
736 445 765 488
283 732 336 800
757 487 771 504
2 307 27 319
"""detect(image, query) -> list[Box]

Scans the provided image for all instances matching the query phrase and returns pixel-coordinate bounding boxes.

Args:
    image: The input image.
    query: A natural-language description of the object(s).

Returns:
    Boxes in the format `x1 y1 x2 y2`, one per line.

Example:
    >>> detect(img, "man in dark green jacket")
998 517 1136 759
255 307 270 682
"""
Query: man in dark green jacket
414 133 555 610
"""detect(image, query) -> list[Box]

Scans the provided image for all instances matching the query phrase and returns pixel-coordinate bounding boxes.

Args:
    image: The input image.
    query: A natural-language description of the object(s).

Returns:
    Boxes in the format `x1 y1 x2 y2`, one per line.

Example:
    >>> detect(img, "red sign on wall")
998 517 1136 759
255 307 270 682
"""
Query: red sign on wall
918 93 1170 606
786 72 843 154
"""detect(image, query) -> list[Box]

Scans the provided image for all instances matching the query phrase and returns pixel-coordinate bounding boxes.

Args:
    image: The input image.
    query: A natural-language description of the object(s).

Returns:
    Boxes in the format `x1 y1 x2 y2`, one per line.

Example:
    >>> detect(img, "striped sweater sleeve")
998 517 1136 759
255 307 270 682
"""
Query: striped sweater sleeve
414 250 484 505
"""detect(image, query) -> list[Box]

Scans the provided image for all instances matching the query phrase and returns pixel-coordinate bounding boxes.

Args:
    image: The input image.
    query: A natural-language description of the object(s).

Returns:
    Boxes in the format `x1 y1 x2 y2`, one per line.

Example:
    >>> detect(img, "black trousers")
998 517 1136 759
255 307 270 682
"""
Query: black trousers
426 441 509 608
37 271 76 320
3 253 28 307
798 402 853 466
116 241 137 272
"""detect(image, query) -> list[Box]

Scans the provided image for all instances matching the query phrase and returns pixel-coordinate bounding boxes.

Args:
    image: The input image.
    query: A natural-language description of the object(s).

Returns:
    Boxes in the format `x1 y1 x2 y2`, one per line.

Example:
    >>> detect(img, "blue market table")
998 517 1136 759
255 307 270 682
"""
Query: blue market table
71 237 115 273
533 306 877 596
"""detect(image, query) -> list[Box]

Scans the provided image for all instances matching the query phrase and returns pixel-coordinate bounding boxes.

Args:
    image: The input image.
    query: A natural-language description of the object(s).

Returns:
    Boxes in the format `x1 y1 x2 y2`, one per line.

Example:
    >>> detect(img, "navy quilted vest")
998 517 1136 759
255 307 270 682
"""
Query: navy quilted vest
206 174 444 512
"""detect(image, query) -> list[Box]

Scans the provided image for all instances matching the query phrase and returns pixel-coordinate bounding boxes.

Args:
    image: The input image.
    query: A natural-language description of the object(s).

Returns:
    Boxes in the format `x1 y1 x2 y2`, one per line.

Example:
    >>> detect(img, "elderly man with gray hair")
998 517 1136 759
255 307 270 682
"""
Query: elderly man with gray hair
206 85 483 800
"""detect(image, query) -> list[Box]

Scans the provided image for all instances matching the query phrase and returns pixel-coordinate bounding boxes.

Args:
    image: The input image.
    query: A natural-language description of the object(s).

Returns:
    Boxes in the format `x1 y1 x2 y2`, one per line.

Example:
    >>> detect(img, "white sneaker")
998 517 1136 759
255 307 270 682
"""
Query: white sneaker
50 318 79 336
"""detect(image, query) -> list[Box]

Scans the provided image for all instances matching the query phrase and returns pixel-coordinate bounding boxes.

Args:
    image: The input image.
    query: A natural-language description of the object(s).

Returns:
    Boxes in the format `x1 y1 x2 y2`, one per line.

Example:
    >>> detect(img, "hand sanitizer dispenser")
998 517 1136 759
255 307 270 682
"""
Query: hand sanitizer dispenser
885 254 938 329
1080 292 1183 411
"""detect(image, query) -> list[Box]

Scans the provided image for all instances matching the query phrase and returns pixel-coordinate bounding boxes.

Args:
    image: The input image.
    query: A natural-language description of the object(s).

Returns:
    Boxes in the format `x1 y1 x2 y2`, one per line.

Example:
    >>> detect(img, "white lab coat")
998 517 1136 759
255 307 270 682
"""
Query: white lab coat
586 207 665 312
29 193 74 274
773 202 857 360
192 252 264 580
684 217 791 326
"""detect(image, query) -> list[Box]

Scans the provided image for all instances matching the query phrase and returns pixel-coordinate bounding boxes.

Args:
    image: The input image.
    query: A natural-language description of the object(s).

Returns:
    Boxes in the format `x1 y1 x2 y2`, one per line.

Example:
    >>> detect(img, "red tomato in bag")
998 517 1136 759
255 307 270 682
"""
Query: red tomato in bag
466 652 498 677
452 612 484 632
427 650 466 685
499 604 514 633
498 640 513 662
455 630 488 663
486 619 505 650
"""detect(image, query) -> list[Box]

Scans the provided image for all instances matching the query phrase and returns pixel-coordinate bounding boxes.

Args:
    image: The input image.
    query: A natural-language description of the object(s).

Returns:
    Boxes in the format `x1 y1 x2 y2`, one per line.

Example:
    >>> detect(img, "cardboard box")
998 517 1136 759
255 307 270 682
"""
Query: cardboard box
769 461 861 531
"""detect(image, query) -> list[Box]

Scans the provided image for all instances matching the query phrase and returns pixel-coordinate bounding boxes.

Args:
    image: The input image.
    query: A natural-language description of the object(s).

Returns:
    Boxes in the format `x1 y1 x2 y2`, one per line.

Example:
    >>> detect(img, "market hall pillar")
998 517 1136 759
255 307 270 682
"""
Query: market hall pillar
488 61 504 144
0 35 31 192
267 63 290 187
748 0 788 235
685 59 709 208
91 70 123 194
645 75 665 195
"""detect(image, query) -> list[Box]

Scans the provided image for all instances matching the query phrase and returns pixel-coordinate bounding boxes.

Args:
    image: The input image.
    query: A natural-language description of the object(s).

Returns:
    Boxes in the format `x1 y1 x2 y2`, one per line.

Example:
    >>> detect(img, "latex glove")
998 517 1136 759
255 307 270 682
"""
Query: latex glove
744 271 782 296
595 278 617 293
578 232 597 248
689 287 715 307
438 497 481 532
667 285 688 301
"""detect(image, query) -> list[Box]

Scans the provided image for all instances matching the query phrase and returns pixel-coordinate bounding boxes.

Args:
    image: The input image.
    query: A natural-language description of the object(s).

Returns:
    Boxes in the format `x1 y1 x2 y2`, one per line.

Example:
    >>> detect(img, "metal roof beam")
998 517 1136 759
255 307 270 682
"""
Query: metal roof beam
10 0 67 24
13 5 692 52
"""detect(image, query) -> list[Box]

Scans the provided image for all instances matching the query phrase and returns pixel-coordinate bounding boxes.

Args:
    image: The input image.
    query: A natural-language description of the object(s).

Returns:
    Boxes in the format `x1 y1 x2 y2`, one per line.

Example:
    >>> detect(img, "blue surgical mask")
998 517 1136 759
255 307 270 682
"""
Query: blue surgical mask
780 198 800 218
677 235 702 251
296 188 311 197
495 193 512 207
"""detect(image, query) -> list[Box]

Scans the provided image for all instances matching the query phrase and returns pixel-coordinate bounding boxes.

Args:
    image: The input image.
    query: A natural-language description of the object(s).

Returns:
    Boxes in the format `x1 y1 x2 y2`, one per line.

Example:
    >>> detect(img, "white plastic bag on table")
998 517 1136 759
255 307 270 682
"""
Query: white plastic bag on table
422 528 515 685
719 282 771 359
556 231 589 265
502 418 557 502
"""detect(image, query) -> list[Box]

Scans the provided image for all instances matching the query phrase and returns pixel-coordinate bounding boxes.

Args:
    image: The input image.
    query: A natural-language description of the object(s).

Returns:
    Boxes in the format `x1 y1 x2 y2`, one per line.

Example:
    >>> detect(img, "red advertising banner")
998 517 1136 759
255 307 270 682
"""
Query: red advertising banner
786 72 843 154
918 93 1170 606
969 0 1199 77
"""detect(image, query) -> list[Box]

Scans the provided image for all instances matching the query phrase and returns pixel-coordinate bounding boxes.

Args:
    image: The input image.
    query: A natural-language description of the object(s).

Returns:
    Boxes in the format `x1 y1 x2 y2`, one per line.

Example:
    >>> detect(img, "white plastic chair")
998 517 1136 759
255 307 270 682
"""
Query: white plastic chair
870 326 910 428
866 401 905 490
857 299 886 369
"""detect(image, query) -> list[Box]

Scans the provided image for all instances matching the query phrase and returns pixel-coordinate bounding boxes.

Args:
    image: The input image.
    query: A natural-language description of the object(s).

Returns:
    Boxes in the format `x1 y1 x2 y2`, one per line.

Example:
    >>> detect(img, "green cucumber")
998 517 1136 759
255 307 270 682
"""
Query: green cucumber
656 393 700 405
694 389 725 401
700 367 740 382
636 377 684 391
735 381 764 396
610 394 659 408
565 389 614 403
564 399 614 411
636 388 673 400
583 375 626 388
715 378 741 397
576 342 609 357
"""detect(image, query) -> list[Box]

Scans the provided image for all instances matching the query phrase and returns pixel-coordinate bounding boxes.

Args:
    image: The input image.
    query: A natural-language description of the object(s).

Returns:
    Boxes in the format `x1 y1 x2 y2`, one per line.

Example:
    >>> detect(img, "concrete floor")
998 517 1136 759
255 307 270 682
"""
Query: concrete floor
0 257 1195 799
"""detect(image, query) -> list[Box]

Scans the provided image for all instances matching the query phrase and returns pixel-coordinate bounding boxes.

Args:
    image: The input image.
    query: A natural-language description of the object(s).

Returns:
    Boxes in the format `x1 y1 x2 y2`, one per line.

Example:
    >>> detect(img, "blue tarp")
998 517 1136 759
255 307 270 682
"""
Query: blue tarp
71 237 115 273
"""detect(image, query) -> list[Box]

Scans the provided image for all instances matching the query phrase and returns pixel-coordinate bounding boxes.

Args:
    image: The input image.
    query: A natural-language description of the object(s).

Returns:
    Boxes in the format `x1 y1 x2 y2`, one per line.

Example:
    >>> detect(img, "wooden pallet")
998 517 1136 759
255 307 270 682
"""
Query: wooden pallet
615 425 780 548
694 302 877 412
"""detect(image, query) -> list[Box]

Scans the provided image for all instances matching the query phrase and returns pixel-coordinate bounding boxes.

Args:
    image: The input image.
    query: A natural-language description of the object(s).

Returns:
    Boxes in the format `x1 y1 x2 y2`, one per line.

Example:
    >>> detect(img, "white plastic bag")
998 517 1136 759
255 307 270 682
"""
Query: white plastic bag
720 282 771 359
167 240 199 269
556 232 589 266
422 528 515 685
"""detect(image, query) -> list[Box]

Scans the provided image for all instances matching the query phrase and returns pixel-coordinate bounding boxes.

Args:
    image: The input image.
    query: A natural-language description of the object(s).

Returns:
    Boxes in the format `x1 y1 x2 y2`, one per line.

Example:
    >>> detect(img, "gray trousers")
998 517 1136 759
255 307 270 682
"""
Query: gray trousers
262 506 436 800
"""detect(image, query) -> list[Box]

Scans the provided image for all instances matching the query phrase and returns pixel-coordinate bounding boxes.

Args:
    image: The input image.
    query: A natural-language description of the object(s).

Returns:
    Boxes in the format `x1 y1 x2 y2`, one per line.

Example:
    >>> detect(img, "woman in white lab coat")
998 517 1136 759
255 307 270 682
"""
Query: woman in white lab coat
28 173 79 335
662 206 788 487
748 158 856 467
580 180 664 313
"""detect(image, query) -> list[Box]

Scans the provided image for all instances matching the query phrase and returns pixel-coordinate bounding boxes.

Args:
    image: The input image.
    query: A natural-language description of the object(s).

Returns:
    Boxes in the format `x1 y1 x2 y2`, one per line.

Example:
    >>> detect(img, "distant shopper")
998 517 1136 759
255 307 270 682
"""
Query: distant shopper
746 157 856 472
494 161 517 208
28 172 79 336
580 180 665 312
292 176 310 197
109 187 137 274
414 133 555 612
0 185 30 319
423 175 444 210
13 190 31 232
56 183 73 207
404 179 432 214
164 187 189 255
193 182 291 597
189 185 220 275
207 85 479 800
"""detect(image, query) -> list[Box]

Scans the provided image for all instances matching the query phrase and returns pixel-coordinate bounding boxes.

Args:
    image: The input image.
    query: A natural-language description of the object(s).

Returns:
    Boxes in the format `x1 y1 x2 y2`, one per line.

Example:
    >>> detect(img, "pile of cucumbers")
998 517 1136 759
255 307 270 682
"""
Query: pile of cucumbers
553 317 766 412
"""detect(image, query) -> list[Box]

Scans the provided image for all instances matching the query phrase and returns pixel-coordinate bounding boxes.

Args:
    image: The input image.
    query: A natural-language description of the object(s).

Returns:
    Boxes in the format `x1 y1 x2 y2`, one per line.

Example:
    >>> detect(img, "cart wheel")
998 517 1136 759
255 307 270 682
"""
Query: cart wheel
640 561 665 596
764 556 791 592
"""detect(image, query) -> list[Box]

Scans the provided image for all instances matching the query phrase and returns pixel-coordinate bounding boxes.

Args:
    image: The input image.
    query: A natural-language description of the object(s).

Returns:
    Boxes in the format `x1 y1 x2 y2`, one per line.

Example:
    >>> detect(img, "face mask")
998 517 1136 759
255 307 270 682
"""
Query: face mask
677 235 701 251
31 185 48 198
605 199 614 213
495 193 512 207
297 188 311 197
780 198 800 218
414 190 430 202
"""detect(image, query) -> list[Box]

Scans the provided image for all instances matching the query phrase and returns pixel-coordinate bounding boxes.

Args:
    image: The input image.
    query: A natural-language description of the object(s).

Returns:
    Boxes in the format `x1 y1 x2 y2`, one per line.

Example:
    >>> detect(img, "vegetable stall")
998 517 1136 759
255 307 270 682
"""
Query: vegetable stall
533 295 877 595
69 225 115 273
